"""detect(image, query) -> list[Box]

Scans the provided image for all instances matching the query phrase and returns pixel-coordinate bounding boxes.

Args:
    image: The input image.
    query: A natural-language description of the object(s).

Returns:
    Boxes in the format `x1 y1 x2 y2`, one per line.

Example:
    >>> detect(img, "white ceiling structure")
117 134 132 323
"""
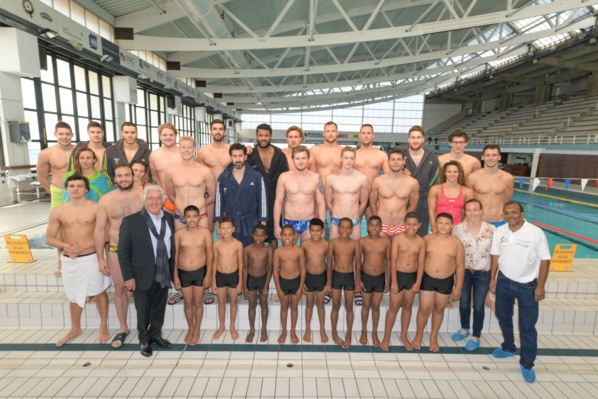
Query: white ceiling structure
84 0 598 113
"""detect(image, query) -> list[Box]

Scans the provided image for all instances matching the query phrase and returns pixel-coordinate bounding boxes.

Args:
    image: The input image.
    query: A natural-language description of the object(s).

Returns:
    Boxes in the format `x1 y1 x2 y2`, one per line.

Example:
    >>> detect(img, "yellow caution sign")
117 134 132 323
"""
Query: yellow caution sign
550 244 576 272
4 234 35 263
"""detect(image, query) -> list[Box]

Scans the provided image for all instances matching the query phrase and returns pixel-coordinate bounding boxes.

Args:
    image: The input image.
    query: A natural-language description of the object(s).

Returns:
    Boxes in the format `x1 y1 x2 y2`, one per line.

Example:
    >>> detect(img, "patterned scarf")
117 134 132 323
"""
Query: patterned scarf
141 208 171 288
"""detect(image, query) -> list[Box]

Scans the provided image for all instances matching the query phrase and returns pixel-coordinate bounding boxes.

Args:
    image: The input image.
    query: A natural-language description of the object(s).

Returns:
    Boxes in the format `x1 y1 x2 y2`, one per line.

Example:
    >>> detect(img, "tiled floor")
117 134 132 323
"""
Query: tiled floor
1 201 598 398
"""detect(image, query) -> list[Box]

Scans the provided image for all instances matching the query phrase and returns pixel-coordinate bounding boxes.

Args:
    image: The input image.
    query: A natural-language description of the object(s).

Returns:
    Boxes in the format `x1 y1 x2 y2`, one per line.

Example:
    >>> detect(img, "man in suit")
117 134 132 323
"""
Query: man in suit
118 185 176 357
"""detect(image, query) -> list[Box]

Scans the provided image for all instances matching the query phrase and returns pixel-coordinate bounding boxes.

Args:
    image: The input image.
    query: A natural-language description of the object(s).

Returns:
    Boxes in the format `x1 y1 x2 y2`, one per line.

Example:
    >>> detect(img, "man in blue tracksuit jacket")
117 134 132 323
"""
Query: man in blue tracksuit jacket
214 143 268 246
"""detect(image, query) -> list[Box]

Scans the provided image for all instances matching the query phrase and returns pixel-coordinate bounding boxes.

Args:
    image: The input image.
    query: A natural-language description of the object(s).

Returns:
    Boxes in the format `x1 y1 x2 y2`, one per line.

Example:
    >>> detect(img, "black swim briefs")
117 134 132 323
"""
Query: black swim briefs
420 272 453 295
396 271 417 292
279 276 300 295
178 265 207 288
332 270 355 291
361 271 385 293
246 273 267 292
216 270 239 288
305 271 327 292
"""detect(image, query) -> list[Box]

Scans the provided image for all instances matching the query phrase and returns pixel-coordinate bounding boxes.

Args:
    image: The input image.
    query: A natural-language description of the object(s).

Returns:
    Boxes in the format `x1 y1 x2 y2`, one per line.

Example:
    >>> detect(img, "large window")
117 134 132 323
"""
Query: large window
21 51 116 165
125 88 166 149
241 95 424 135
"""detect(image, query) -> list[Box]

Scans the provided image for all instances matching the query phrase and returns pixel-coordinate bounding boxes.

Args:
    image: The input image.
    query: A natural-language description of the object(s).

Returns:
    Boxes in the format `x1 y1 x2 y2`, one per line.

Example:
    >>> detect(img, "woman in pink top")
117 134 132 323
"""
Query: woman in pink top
428 160 474 233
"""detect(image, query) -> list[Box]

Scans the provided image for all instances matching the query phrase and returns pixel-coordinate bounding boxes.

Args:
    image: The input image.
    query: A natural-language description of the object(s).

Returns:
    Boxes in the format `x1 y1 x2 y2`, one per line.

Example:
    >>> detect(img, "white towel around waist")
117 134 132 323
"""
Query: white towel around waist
61 253 111 308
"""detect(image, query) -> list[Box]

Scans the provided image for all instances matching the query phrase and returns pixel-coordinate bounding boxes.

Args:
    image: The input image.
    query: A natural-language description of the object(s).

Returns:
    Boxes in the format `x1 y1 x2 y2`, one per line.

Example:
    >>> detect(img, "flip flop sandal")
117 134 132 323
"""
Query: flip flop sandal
111 330 130 349
354 294 363 306
203 293 215 305
324 294 332 305
168 293 183 305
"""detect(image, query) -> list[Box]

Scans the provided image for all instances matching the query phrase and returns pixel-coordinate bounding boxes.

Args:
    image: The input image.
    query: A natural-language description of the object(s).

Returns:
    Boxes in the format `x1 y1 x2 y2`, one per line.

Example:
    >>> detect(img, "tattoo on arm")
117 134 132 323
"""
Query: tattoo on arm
318 176 324 194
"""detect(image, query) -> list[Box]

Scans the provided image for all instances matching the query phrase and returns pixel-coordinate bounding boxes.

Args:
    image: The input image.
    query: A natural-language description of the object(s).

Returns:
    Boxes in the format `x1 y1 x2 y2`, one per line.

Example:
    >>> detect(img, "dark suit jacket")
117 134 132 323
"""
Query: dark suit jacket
118 210 176 290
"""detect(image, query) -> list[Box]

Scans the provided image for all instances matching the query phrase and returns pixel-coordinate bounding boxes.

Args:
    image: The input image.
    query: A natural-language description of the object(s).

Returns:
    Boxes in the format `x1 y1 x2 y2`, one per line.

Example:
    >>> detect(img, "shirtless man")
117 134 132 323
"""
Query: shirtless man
370 148 419 238
94 165 143 348
282 126 305 171
69 121 111 173
438 130 481 178
46 174 111 347
149 123 181 188
354 124 390 219
164 136 215 230
325 147 369 240
412 213 465 352
37 121 76 276
466 144 514 227
309 121 343 185
196 119 231 231
273 146 326 242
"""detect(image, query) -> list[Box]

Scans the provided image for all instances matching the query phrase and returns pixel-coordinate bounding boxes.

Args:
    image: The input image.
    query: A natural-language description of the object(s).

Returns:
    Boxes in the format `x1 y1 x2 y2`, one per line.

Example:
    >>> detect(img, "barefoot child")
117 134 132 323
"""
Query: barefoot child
381 212 425 351
273 225 306 344
243 225 273 343
212 217 244 340
327 217 360 348
358 216 391 347
412 213 464 352
300 218 329 343
174 205 213 346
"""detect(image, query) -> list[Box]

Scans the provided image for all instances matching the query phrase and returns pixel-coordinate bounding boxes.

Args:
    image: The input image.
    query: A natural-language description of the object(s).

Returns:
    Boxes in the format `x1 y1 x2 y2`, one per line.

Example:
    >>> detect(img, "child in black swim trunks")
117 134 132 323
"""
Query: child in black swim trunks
243 224 273 343
212 217 244 341
381 212 425 351
357 216 391 347
327 217 360 348
273 224 306 345
174 205 214 346
412 213 464 353
300 218 329 344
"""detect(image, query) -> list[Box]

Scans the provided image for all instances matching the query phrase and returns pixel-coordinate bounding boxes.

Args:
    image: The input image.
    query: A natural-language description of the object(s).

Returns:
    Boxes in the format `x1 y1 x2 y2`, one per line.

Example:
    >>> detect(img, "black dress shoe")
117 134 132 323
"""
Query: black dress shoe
140 342 153 357
151 337 172 348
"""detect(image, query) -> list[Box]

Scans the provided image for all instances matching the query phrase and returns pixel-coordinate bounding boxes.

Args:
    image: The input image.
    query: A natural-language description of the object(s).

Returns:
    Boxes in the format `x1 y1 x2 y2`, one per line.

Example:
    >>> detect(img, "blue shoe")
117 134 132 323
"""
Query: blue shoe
492 347 516 358
465 338 481 351
521 366 536 383
451 329 470 341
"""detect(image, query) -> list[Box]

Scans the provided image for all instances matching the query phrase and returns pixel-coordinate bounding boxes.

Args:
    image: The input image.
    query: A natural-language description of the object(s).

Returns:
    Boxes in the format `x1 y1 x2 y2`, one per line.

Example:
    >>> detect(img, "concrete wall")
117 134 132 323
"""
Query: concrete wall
422 103 463 132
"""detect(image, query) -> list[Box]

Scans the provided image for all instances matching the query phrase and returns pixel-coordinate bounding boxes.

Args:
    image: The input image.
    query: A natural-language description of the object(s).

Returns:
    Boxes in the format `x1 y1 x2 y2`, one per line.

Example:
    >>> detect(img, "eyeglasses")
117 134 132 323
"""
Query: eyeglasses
451 141 466 145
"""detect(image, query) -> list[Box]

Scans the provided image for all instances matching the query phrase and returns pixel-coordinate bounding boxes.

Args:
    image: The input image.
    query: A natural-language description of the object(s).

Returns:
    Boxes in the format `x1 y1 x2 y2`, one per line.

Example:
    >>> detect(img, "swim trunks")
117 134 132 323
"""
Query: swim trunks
178 265 207 288
332 270 355 291
50 185 63 208
331 217 360 227
279 276 300 295
283 218 310 235
381 224 405 238
396 271 417 292
490 220 506 228
305 271 327 292
246 273 267 291
174 212 208 225
216 270 239 288
420 272 453 295
107 245 118 253
61 252 111 308
163 199 176 213
361 271 385 293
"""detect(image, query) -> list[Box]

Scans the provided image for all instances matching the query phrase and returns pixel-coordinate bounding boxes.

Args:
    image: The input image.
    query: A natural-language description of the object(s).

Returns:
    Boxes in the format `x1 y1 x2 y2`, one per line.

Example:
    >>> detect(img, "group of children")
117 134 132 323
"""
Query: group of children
175 205 463 351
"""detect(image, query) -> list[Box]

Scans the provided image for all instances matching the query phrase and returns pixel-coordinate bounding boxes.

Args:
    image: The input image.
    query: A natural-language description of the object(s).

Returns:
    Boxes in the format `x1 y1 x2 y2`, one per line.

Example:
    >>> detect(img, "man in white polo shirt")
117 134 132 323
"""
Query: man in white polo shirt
489 201 551 383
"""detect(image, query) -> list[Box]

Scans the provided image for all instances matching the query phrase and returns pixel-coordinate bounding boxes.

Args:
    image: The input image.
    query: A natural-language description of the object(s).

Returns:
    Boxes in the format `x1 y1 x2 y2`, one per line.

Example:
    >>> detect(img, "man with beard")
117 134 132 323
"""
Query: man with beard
215 143 268 247
370 148 420 238
309 121 343 185
404 125 439 236
247 123 289 247
105 122 152 183
149 123 182 188
94 165 144 348
164 136 215 230
273 146 326 242
196 119 232 232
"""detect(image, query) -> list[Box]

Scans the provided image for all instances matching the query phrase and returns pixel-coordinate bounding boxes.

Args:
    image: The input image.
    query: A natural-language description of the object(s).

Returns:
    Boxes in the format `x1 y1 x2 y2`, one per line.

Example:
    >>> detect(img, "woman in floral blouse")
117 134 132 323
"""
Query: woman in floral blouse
450 198 495 351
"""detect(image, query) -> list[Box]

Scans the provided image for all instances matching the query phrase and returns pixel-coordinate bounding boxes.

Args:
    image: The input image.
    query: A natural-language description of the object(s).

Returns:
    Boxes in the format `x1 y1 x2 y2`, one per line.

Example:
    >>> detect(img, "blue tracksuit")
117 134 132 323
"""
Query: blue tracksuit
214 163 268 246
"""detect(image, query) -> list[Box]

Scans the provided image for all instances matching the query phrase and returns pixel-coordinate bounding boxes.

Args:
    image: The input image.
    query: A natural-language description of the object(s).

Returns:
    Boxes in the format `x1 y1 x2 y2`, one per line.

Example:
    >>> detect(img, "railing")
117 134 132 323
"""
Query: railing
467 134 598 146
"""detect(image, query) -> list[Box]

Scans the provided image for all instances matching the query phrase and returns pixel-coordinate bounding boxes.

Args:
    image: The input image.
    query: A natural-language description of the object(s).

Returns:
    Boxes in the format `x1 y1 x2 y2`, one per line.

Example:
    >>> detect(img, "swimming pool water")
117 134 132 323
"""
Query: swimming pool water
513 190 598 258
